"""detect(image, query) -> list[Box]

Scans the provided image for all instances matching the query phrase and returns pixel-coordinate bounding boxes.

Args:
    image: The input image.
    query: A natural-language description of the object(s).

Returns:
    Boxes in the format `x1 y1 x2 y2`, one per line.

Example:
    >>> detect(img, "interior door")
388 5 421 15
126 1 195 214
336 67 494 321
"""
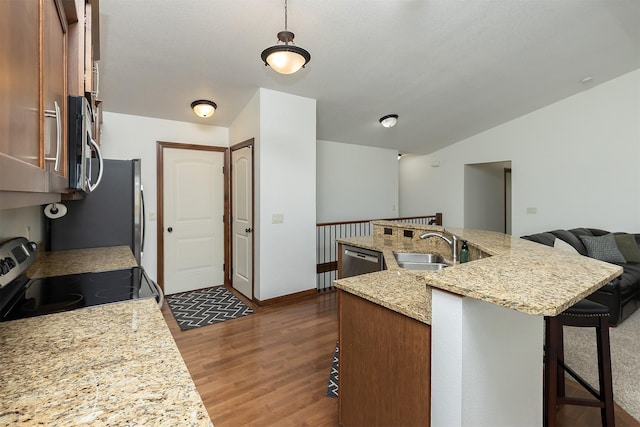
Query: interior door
231 145 253 299
163 147 225 294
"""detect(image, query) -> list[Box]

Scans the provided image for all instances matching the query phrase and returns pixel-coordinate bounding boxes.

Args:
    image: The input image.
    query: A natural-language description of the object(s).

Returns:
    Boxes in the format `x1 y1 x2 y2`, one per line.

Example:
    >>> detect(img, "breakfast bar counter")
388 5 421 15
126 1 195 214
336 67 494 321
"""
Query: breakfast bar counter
335 223 622 319
333 222 623 427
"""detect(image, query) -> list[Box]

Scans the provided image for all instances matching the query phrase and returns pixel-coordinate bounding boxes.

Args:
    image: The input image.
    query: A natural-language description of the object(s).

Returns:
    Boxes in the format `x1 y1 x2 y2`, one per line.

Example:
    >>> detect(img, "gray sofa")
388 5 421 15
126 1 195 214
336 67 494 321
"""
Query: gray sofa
521 228 640 326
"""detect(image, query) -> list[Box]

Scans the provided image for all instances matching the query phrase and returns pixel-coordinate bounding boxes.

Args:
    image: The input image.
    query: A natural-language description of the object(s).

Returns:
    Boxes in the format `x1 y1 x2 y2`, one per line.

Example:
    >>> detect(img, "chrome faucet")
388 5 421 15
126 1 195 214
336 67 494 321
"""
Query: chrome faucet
419 232 458 263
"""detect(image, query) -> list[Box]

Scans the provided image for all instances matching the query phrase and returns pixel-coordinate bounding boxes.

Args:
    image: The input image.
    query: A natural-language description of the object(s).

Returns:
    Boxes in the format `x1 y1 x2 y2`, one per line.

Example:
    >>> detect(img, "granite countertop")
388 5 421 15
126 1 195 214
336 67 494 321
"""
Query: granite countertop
27 246 138 278
334 223 623 321
0 299 212 426
1 246 213 426
334 270 432 324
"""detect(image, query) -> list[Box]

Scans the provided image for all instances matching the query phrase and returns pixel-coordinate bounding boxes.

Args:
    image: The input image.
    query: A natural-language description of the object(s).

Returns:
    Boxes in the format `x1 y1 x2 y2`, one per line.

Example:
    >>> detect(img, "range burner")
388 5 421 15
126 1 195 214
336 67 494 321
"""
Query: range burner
21 293 84 314
0 238 161 322
1 267 160 322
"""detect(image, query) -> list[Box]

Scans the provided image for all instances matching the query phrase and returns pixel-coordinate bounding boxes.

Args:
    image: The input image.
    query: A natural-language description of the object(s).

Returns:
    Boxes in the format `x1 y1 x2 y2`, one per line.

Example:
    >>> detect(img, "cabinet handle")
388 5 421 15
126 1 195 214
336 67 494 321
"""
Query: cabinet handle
44 101 62 171
92 63 100 98
86 136 104 192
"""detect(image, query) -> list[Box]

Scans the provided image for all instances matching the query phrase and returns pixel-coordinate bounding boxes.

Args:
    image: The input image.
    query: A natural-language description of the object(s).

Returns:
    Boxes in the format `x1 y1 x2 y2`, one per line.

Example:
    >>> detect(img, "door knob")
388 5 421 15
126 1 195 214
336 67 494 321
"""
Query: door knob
245 227 252 233
167 227 173 233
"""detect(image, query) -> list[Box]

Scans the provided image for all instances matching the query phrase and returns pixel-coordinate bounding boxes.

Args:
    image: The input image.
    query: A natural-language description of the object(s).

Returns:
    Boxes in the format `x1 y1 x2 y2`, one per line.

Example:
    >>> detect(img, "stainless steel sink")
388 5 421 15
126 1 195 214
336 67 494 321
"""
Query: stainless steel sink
393 252 450 270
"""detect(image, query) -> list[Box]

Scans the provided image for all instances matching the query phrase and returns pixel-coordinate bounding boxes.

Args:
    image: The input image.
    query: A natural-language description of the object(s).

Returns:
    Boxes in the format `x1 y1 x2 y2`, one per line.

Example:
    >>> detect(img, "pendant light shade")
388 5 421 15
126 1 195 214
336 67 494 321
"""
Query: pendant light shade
191 100 217 118
261 1 310 75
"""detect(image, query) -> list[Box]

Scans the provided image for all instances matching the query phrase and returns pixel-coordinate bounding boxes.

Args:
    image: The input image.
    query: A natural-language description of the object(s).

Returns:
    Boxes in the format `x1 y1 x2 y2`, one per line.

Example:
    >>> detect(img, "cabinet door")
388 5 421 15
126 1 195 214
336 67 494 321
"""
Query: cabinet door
84 0 99 96
0 0 40 168
43 0 68 188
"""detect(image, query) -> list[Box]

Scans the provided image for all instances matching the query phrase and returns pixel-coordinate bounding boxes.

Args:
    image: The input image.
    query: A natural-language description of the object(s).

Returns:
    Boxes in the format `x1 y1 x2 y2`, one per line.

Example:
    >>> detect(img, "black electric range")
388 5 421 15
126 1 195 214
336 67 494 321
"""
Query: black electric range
0 237 161 322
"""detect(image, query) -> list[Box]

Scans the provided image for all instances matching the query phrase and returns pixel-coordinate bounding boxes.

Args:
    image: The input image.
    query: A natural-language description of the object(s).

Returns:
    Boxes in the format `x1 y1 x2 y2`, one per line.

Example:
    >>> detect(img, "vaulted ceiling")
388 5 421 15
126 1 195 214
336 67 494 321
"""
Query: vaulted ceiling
99 0 640 154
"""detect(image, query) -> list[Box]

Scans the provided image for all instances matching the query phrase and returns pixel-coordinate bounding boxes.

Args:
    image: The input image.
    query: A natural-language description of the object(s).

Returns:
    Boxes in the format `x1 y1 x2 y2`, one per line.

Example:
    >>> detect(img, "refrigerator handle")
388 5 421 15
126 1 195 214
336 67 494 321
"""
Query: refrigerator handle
140 185 146 257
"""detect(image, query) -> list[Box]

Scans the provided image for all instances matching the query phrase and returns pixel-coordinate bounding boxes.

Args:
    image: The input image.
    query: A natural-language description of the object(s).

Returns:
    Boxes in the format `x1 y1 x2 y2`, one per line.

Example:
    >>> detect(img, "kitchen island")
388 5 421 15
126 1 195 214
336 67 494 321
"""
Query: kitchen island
0 246 212 426
334 222 622 427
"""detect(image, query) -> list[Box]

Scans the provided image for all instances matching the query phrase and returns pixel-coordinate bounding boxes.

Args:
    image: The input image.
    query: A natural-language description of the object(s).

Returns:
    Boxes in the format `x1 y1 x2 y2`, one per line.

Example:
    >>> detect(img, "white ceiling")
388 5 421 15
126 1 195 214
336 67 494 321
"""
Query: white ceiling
98 0 640 155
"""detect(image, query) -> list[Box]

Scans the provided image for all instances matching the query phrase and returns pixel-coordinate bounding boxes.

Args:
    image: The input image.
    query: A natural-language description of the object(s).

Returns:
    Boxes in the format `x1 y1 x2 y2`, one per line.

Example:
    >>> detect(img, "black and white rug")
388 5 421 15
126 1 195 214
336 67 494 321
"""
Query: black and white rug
326 340 339 398
166 286 254 331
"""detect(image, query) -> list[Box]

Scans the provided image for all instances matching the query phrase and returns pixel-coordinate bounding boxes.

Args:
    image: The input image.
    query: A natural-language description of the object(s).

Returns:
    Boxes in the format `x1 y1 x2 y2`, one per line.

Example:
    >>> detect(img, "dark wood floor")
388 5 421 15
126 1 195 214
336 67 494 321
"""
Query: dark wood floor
162 289 639 427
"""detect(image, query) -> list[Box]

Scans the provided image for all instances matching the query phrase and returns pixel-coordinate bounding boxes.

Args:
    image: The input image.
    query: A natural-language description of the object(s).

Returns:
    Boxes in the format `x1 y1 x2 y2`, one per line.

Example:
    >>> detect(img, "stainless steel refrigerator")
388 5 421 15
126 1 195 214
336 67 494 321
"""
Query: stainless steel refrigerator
48 159 144 264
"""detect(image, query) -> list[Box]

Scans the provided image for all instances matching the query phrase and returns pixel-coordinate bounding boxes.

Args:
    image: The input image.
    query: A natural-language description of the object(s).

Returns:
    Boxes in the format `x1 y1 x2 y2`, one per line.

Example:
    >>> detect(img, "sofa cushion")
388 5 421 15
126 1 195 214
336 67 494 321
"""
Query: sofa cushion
579 233 626 263
587 228 611 236
553 238 579 254
614 234 640 263
570 228 595 237
521 232 556 247
551 230 588 255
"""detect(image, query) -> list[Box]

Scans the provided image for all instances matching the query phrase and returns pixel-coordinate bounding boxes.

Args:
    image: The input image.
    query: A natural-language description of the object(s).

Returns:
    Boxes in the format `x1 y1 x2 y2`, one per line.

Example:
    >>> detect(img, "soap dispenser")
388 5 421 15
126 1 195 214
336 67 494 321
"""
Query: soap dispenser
460 240 470 263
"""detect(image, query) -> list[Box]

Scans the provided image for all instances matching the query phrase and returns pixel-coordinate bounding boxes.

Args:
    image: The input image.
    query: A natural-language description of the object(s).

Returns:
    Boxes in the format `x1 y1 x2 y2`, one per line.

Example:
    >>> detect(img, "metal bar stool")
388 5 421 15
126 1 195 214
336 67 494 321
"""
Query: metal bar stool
544 299 615 426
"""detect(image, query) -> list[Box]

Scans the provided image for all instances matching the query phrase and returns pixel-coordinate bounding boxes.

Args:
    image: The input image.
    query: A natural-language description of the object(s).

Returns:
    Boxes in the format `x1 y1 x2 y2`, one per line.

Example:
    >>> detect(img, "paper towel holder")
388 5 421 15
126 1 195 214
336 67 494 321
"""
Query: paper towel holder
44 202 67 219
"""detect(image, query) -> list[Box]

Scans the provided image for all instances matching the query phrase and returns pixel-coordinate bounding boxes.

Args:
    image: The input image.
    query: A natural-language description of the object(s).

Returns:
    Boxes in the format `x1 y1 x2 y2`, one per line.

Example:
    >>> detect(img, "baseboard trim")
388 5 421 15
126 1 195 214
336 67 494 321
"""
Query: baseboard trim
253 288 327 307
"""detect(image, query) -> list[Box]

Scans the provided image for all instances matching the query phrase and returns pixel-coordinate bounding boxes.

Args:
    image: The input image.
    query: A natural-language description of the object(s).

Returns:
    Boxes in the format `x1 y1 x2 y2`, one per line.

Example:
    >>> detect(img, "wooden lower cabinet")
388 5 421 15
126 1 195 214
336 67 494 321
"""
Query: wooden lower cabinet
338 290 431 427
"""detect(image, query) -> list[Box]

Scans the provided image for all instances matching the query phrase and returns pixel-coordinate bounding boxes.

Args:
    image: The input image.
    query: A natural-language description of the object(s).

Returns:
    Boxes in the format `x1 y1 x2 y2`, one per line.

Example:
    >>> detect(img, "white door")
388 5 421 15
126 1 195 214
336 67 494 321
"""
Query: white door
232 146 253 299
163 148 225 294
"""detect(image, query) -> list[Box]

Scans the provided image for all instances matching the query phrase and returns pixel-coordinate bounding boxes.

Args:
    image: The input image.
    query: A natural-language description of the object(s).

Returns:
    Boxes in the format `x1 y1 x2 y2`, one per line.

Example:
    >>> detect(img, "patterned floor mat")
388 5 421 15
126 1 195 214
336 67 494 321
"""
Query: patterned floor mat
166 286 254 330
326 340 339 398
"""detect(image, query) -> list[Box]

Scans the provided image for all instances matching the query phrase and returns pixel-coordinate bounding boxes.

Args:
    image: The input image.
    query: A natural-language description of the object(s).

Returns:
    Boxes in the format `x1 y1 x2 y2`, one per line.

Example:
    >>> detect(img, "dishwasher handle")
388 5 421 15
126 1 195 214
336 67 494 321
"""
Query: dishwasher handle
344 249 380 264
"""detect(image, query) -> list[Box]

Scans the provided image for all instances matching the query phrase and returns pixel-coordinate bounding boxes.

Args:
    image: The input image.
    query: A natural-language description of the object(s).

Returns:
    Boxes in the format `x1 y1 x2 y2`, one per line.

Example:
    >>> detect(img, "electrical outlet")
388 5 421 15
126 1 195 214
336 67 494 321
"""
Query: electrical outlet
272 213 284 224
526 207 537 214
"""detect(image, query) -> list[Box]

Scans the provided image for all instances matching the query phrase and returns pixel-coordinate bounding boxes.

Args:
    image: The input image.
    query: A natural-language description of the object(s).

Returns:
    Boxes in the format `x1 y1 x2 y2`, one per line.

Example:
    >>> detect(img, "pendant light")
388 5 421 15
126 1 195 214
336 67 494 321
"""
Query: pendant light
191 100 217 118
261 0 311 75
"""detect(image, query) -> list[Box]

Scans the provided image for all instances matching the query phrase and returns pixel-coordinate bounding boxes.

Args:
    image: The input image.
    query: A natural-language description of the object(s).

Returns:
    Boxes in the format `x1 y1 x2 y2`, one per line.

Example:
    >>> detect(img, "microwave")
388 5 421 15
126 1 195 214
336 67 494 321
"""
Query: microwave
68 95 103 192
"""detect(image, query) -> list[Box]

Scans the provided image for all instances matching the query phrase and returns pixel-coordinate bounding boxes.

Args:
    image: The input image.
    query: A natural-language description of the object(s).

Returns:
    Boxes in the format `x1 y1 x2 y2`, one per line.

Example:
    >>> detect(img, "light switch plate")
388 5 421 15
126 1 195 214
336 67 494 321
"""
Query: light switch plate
272 213 284 224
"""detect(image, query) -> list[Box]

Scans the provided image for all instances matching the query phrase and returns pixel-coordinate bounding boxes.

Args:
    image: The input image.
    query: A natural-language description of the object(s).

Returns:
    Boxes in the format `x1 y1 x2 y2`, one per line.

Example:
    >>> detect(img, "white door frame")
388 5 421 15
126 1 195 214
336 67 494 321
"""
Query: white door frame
230 138 254 301
156 141 230 293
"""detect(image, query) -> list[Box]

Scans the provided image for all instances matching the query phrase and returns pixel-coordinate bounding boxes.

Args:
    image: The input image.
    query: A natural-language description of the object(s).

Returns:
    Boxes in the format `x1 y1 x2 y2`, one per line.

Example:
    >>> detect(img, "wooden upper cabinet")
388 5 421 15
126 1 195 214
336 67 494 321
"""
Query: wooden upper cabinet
65 0 99 98
0 0 69 204
84 0 100 97
0 1 41 169
43 0 68 190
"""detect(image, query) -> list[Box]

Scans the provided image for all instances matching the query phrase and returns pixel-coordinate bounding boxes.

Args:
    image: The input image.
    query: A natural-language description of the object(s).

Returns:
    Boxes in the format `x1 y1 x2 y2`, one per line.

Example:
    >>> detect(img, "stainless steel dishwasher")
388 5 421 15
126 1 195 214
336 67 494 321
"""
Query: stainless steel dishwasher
341 244 384 278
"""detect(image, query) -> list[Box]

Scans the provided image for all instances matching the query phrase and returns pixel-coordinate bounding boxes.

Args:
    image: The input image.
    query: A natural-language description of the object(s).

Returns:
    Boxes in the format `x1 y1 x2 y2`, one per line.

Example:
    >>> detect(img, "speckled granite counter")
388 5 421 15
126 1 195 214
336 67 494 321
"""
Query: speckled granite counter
334 270 432 324
335 223 623 320
0 298 212 426
27 246 138 278
1 246 212 426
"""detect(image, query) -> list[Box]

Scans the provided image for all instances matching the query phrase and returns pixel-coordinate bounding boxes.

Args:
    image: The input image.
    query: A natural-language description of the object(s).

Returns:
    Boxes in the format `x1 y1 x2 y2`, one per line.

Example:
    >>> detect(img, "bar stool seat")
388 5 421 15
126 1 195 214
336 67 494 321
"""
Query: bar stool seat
544 299 615 426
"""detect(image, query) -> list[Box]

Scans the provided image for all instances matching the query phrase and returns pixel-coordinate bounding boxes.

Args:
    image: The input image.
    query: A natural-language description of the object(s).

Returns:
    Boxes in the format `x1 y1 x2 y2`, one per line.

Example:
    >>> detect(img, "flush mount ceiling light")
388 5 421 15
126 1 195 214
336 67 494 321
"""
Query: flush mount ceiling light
379 114 399 128
191 100 217 118
261 0 311 75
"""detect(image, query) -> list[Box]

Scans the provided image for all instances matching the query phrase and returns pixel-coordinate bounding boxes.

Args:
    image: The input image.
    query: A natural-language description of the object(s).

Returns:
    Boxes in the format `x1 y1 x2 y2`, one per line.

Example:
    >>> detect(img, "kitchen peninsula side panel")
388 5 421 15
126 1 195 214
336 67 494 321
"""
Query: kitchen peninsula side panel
338 290 431 426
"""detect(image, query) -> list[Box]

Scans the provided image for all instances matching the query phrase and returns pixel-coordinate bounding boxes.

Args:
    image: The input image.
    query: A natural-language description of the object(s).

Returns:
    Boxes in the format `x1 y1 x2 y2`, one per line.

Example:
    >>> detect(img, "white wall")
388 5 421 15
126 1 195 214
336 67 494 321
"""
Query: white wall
401 69 640 236
257 89 317 300
100 112 229 281
0 206 44 243
316 140 399 223
463 161 509 233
